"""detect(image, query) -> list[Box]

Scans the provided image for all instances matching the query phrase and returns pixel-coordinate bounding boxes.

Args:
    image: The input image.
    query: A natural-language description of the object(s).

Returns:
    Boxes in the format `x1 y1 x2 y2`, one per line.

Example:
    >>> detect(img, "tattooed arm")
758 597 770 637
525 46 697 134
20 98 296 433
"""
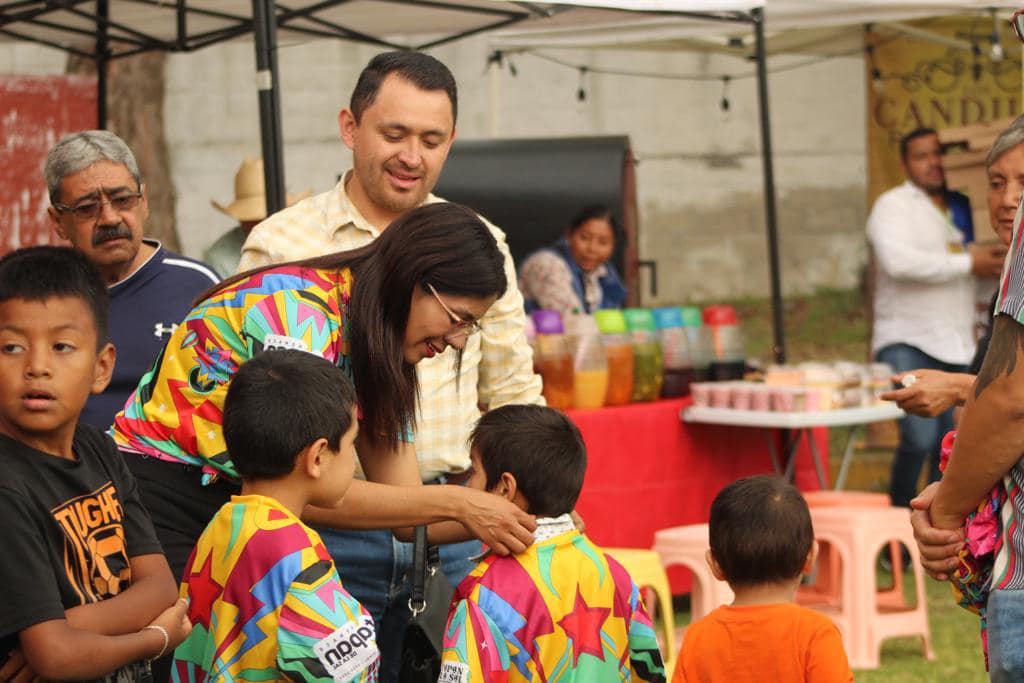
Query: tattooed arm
931 314 1024 529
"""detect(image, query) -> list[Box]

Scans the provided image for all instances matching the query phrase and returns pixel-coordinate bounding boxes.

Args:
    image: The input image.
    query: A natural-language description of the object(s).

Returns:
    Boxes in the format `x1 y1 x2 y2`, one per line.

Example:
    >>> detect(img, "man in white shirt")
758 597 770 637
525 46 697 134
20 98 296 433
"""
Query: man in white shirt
868 127 1006 509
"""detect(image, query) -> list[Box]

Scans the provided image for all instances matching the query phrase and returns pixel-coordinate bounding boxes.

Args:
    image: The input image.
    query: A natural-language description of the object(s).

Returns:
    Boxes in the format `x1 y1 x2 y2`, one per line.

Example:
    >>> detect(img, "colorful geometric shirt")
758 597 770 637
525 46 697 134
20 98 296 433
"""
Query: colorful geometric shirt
173 494 378 682
440 524 666 682
111 266 353 483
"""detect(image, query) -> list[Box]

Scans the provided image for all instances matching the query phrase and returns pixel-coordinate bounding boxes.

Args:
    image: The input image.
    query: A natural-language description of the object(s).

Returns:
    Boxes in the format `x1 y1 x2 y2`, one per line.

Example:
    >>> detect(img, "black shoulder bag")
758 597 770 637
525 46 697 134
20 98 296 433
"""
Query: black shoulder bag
398 526 455 683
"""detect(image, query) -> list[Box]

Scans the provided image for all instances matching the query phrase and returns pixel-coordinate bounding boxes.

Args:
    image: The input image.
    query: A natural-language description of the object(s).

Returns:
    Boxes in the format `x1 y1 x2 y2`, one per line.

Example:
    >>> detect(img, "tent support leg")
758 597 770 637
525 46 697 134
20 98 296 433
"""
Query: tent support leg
752 6 786 364
97 0 108 128
252 0 286 215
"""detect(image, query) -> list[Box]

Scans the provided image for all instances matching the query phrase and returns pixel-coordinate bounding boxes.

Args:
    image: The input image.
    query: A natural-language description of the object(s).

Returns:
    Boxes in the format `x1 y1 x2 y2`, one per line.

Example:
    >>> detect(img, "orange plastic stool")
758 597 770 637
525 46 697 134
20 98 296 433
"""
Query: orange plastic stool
808 506 934 669
652 524 734 622
799 491 906 609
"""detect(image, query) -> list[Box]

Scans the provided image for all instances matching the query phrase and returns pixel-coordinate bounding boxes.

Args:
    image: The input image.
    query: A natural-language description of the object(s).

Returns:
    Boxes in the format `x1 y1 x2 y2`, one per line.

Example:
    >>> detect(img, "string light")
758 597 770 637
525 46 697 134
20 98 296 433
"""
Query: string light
990 8 1004 62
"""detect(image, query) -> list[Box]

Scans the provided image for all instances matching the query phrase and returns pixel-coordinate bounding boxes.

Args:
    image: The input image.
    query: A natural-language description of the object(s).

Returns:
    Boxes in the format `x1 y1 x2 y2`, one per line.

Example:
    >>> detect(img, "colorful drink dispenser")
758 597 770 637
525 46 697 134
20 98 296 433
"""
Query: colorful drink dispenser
531 310 574 410
593 310 635 406
702 305 746 381
680 305 711 381
623 308 664 402
564 311 609 409
653 307 694 398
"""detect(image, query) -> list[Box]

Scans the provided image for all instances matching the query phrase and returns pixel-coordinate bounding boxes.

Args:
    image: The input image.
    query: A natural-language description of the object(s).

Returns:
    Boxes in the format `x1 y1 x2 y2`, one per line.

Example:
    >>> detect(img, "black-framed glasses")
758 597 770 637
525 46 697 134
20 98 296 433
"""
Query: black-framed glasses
427 283 482 342
1012 8 1024 44
53 191 143 221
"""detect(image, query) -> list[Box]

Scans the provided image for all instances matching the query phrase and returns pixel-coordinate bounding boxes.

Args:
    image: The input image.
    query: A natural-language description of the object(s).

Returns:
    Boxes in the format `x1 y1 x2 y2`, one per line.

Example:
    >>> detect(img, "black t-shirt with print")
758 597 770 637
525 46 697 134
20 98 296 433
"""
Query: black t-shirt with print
0 423 162 680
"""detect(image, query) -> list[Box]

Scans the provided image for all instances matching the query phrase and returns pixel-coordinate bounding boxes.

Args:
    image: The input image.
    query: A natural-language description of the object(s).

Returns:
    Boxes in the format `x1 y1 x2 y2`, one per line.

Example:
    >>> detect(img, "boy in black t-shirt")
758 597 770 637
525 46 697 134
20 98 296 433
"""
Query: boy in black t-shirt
0 246 191 681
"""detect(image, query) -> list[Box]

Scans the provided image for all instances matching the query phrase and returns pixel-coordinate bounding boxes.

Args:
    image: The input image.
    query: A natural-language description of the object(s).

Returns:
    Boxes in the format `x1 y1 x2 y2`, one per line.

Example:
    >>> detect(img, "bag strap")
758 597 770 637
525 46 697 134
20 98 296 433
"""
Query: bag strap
408 526 444 617
409 525 428 616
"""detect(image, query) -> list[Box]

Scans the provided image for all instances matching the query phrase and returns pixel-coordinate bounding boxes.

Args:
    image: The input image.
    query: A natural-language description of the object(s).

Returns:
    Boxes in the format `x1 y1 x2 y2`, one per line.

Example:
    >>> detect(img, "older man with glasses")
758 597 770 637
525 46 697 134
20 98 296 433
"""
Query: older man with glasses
910 14 1024 678
44 130 219 430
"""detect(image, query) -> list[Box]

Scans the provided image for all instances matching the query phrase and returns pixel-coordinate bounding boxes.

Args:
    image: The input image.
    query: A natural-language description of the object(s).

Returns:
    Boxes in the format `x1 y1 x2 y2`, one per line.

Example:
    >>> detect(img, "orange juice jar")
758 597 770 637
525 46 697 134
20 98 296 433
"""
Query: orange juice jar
531 310 575 411
593 310 634 406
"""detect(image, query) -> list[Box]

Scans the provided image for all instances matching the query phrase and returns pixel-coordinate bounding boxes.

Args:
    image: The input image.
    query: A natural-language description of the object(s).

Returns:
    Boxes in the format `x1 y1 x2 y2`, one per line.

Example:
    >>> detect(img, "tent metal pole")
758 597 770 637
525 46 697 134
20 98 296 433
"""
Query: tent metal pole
251 0 286 214
96 0 108 128
752 6 785 364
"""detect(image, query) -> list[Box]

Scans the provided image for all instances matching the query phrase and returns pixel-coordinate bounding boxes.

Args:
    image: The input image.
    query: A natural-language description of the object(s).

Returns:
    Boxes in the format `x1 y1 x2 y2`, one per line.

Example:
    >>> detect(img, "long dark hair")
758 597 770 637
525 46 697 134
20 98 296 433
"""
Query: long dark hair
198 202 507 450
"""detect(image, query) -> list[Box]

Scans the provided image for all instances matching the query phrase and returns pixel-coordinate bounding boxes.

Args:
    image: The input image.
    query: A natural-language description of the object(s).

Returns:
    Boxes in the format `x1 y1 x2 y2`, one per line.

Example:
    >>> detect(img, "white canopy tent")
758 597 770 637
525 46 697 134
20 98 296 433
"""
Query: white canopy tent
1 0 790 352
491 1 1020 53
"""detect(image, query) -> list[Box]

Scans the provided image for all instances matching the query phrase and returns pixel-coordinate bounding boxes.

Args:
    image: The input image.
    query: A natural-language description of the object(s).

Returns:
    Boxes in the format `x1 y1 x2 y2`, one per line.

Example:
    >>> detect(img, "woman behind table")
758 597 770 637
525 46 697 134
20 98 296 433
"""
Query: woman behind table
110 202 533 583
519 204 627 314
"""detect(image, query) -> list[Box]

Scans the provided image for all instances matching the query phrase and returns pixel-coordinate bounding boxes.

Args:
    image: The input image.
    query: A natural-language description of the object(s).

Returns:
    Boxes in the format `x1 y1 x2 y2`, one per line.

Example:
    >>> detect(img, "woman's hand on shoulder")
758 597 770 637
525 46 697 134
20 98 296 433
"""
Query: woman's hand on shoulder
457 489 537 556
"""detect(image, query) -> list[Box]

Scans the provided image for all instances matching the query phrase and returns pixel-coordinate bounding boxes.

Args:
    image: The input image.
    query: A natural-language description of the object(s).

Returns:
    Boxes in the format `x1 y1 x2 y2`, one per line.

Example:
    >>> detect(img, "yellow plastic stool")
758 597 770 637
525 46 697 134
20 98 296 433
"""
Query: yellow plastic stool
606 548 677 674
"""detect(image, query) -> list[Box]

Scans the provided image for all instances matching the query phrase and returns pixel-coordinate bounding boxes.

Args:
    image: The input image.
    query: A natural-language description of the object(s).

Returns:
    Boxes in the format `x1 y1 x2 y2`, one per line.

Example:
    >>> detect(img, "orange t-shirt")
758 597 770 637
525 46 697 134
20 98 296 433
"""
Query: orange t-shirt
672 603 853 683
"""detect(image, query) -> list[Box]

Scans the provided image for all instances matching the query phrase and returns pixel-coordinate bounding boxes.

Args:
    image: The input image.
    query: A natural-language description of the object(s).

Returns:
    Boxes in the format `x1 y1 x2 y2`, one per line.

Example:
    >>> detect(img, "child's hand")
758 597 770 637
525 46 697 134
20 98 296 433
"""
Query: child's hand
148 598 192 653
0 647 36 683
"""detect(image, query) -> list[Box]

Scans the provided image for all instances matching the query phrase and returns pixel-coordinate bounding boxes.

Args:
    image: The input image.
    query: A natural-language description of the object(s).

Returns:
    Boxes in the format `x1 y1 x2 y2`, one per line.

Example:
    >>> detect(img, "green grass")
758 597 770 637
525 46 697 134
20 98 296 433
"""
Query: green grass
667 288 988 681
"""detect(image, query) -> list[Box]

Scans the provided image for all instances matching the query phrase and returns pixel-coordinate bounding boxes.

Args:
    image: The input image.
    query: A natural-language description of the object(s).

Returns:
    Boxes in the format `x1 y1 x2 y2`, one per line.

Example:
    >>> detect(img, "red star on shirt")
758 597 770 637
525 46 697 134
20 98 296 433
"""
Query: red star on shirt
184 552 223 631
557 588 611 666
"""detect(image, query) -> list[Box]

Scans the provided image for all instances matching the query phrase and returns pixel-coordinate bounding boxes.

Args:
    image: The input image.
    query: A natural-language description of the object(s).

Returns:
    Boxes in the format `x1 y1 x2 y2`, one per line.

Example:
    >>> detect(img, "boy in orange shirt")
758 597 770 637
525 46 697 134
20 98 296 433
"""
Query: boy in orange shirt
673 475 853 683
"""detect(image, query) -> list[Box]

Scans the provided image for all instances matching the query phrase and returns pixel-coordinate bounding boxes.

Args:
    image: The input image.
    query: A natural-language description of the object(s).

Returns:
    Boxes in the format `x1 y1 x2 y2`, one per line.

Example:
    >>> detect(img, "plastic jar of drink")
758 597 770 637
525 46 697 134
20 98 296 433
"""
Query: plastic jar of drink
653 306 694 398
564 311 609 409
702 305 746 381
531 310 574 410
680 306 712 381
593 310 635 406
623 308 664 402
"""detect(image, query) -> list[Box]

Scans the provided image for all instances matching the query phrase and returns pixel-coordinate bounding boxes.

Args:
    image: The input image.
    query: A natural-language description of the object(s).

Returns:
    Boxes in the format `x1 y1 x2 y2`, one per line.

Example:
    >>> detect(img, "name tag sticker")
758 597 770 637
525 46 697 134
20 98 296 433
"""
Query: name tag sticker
439 661 470 683
263 334 310 353
313 617 379 682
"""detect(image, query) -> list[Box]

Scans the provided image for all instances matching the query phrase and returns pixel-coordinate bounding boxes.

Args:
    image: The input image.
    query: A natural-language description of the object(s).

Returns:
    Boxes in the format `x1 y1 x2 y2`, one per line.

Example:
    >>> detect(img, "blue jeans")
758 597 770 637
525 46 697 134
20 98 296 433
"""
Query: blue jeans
317 526 480 683
875 344 965 508
988 589 1024 681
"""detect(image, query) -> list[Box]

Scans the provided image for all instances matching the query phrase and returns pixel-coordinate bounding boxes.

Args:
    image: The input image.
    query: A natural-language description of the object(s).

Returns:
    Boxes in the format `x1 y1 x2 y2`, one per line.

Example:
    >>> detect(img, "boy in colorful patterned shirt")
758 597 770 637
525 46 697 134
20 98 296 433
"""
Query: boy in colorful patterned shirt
173 350 378 682
440 405 666 682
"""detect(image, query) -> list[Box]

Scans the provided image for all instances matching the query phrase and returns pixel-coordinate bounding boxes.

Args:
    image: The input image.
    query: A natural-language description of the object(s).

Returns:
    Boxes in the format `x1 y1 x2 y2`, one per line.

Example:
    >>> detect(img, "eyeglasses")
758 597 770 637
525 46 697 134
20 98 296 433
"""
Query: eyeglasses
427 283 482 342
53 191 143 221
1012 8 1024 44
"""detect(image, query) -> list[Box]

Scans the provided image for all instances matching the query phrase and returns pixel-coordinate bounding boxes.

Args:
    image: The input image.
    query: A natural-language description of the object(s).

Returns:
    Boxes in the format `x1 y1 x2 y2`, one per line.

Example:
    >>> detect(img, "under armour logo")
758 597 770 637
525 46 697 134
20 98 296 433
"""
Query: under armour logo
154 323 178 338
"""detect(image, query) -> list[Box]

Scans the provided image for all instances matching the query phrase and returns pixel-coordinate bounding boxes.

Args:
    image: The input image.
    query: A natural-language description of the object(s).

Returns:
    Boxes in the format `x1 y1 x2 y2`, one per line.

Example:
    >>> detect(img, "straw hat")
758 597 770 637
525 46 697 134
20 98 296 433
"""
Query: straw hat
211 157 312 222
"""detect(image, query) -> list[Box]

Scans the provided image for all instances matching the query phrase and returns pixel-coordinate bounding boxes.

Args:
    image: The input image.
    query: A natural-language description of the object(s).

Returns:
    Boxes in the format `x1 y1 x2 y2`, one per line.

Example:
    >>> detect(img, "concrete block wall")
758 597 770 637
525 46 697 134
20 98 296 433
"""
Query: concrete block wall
2 36 868 303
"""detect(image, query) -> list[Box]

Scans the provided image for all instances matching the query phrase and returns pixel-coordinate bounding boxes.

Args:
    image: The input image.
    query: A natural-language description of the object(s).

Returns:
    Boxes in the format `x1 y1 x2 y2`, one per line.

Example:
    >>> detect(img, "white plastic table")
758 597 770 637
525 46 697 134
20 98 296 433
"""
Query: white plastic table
681 404 905 489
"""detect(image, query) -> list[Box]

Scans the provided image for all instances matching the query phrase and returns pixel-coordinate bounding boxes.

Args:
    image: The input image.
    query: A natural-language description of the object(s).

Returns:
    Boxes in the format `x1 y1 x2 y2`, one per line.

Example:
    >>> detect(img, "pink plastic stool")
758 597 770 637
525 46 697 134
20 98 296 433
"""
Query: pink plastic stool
652 524 734 622
809 506 934 669
799 491 907 610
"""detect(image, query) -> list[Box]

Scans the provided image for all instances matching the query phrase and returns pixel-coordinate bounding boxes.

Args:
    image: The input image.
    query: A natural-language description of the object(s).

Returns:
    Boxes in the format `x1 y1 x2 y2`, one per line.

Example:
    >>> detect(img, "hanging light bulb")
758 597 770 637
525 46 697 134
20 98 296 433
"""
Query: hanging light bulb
577 66 588 102
720 75 731 112
991 8 1005 62
871 67 885 95
972 42 983 81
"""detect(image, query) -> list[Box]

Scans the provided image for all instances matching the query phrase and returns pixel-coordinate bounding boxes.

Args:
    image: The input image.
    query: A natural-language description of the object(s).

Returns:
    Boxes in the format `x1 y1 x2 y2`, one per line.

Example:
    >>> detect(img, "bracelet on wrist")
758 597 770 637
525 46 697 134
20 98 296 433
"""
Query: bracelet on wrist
144 624 169 662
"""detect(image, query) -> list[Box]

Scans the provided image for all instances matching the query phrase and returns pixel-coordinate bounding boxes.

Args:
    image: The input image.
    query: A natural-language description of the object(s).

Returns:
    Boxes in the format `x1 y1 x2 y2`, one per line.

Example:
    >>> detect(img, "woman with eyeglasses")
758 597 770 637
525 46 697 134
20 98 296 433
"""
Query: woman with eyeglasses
110 202 535 587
